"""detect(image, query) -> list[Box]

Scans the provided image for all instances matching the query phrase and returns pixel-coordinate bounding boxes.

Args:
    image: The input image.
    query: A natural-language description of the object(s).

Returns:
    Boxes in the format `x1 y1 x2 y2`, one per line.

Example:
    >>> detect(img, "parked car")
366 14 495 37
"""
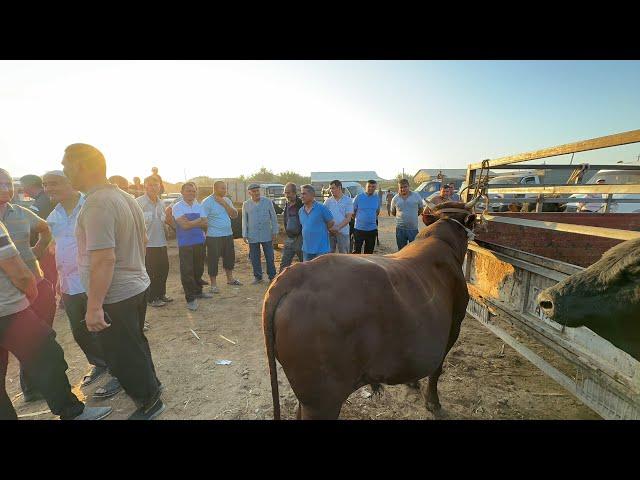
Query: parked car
564 169 640 213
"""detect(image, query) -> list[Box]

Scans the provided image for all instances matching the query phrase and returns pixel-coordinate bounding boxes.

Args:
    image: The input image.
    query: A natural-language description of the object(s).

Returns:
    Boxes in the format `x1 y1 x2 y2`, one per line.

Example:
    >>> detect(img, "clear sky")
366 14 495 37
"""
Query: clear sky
1 60 639 183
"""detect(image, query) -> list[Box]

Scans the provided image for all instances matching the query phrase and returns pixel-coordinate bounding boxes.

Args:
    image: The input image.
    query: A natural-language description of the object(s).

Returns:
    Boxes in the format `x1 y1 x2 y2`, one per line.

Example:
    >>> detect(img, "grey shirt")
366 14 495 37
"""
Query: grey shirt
0 203 43 278
242 197 279 243
76 183 150 305
0 221 30 317
136 194 168 248
391 192 423 230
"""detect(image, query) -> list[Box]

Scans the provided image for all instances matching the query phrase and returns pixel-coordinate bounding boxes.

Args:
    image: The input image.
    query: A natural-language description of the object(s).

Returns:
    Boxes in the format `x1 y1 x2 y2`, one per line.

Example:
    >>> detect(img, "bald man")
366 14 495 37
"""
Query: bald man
62 143 164 420
43 171 120 397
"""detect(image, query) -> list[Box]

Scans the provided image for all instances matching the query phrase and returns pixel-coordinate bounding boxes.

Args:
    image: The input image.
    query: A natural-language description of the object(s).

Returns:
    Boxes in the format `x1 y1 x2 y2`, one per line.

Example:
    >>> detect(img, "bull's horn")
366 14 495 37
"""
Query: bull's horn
465 196 481 209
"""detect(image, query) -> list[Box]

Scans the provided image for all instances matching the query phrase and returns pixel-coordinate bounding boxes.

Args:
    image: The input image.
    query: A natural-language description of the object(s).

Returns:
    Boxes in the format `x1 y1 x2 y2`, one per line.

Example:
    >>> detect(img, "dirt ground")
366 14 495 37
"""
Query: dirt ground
6 214 599 420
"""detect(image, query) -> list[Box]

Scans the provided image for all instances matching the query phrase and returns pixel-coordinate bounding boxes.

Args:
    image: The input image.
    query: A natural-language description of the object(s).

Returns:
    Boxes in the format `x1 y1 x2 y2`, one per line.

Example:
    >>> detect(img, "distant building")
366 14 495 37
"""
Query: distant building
413 169 469 184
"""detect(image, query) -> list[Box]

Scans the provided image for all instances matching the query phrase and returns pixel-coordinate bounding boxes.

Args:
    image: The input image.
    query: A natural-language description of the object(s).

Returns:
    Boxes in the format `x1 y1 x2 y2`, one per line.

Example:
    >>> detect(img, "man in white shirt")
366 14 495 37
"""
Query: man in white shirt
137 176 173 308
43 170 119 394
323 180 354 254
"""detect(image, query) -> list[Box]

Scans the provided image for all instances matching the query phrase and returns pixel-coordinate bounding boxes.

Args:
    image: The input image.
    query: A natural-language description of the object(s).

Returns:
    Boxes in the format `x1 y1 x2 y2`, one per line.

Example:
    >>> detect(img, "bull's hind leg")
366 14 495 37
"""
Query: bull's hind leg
425 364 443 413
299 402 343 420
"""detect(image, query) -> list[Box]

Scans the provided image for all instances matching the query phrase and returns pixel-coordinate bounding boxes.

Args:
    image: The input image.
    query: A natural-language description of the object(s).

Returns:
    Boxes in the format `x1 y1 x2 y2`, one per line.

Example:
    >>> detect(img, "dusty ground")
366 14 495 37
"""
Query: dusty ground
7 214 599 420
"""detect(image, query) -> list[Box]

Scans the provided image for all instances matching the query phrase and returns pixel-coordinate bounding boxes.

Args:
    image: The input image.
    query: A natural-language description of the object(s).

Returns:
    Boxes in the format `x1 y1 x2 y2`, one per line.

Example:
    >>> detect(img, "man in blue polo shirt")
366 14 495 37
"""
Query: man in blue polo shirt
170 182 212 311
299 185 335 261
352 179 380 254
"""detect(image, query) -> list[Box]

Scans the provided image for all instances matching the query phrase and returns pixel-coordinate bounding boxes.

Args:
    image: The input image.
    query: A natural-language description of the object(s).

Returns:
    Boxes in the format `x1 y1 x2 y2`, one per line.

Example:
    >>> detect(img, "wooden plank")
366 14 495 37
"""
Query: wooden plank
513 197 640 204
466 298 608 418
481 214 640 241
468 241 584 276
488 164 640 171
468 129 640 170
486 184 640 194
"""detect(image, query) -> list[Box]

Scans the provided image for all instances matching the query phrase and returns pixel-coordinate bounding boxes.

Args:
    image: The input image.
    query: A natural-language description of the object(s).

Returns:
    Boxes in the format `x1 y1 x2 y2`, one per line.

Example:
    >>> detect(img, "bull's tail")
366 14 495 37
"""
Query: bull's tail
262 290 286 420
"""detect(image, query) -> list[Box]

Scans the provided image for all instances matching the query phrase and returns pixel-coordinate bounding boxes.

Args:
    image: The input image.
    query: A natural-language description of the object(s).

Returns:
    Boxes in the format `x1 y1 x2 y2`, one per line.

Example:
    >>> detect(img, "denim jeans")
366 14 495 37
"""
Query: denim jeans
396 228 418 251
329 232 350 253
279 235 303 272
249 241 276 280
303 252 325 262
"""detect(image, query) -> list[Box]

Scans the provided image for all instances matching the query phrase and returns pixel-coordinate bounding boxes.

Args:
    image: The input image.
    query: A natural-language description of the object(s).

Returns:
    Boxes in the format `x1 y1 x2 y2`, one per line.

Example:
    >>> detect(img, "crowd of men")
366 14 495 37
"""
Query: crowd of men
1 141 460 421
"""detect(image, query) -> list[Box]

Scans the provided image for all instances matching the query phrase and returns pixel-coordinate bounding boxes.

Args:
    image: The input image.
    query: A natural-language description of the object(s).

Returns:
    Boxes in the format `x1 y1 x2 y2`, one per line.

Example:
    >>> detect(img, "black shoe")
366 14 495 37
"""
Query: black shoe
81 365 107 387
197 278 209 286
128 398 166 420
160 295 174 303
23 391 44 403
93 377 123 399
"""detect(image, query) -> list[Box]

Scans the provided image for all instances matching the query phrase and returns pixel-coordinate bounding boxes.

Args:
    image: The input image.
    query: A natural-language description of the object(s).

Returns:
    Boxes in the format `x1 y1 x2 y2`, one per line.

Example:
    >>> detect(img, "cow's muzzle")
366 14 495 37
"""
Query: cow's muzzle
537 292 555 318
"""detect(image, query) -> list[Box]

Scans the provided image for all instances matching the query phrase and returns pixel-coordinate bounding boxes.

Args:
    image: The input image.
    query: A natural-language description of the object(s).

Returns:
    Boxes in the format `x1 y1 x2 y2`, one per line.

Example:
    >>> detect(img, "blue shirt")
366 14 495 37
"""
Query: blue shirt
353 193 379 231
299 202 334 254
201 195 235 238
242 197 279 244
172 200 206 247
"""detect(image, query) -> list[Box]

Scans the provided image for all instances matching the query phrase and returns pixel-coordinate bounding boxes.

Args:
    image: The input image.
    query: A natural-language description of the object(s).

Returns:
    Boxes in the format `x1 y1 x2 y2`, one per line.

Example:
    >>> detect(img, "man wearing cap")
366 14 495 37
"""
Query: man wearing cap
242 183 279 284
43 170 119 396
0 221 112 420
137 175 173 308
171 182 212 311
0 168 56 402
62 143 165 420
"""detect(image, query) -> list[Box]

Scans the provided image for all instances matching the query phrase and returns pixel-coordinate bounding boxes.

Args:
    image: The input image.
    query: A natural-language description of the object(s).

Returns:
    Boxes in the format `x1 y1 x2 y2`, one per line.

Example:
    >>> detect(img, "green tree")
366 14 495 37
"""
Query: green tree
248 167 277 182
277 170 311 186
188 176 217 187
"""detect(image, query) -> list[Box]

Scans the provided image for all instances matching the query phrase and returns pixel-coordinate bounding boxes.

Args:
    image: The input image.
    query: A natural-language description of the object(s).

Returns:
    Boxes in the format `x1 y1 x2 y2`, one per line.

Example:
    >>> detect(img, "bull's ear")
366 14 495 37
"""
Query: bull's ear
464 213 477 229
422 213 438 226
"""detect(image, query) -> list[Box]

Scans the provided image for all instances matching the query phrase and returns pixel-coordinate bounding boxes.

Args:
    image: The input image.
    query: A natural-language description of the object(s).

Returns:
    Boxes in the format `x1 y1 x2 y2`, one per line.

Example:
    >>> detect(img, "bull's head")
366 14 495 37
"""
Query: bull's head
537 237 640 327
422 196 481 235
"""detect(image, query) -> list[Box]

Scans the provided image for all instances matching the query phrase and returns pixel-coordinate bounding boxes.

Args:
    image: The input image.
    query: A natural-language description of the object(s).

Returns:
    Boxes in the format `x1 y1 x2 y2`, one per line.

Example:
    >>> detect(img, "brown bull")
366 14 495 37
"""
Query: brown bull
262 200 479 419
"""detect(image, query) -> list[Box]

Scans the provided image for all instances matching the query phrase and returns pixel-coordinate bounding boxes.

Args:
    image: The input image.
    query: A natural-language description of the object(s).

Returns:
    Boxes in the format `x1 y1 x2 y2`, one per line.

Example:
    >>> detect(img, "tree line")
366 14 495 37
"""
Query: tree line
166 168 417 194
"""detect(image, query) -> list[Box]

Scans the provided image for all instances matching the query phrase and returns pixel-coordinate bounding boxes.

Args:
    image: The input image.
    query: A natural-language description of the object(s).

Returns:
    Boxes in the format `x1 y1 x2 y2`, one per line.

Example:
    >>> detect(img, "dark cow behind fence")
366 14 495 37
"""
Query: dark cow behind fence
262 199 480 419
538 237 640 361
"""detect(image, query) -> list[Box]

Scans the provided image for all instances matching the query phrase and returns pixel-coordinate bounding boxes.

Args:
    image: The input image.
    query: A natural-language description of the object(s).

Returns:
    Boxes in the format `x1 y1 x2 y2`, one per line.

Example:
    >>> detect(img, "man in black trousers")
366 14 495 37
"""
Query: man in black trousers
62 143 165 420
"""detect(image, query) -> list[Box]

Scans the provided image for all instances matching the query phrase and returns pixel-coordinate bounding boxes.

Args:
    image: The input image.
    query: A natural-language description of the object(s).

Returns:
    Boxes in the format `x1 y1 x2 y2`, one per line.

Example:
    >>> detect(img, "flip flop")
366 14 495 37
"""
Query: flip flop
227 279 242 286
93 377 123 399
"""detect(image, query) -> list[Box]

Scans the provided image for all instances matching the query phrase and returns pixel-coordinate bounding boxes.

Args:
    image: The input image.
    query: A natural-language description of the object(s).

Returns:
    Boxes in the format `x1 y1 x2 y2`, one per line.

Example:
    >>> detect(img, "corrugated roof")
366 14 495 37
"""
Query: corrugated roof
310 171 385 183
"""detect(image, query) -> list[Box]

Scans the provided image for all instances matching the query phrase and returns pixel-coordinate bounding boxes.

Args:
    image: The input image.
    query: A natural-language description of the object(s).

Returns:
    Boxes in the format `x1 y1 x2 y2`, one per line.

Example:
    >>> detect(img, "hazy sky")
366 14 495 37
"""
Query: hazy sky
1 60 639 183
